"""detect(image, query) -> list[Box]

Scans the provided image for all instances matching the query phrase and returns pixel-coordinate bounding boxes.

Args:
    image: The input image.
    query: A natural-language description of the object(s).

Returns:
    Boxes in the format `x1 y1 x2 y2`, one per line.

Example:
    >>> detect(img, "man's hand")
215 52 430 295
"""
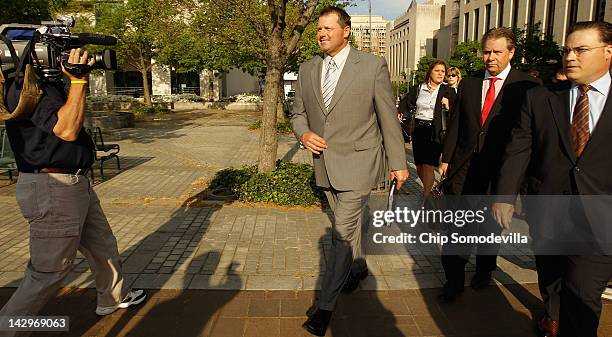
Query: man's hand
53 48 95 142
61 48 95 82
300 131 327 155
390 169 409 189
441 97 449 110
438 162 449 178
491 202 514 230
397 113 403 123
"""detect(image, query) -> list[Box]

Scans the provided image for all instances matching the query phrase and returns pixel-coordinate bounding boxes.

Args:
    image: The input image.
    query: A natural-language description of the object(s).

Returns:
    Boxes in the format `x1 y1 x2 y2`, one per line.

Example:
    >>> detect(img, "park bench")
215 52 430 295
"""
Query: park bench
0 126 17 181
86 127 120 180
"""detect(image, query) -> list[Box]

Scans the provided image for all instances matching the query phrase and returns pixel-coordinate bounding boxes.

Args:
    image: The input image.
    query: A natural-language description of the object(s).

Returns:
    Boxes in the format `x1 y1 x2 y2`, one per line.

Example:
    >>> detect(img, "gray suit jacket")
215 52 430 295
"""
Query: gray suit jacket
290 47 407 191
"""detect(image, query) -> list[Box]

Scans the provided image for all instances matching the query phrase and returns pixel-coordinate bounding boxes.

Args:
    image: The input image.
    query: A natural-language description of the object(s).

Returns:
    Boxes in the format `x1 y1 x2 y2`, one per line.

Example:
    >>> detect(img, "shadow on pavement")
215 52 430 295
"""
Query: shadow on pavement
0 181 242 337
390 146 542 336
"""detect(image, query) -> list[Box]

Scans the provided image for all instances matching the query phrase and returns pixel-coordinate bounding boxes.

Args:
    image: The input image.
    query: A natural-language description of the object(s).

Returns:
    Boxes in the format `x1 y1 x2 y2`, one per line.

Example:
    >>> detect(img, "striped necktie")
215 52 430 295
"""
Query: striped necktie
322 58 337 111
572 84 591 157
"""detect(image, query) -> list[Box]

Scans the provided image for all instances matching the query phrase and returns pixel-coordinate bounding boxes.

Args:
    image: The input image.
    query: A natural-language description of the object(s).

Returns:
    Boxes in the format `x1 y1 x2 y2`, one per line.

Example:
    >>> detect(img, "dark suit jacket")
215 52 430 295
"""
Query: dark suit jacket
494 81 612 253
441 68 540 195
398 84 456 144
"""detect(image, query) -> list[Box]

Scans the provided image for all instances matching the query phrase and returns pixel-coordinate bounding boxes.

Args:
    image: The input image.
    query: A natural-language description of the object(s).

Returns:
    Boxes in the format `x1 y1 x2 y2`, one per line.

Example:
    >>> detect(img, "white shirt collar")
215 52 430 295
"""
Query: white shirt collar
485 63 512 80
324 43 351 70
572 72 611 95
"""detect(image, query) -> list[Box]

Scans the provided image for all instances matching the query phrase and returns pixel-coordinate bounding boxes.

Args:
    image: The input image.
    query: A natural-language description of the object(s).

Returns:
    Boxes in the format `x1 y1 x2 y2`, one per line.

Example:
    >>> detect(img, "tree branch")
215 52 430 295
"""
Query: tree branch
285 0 318 56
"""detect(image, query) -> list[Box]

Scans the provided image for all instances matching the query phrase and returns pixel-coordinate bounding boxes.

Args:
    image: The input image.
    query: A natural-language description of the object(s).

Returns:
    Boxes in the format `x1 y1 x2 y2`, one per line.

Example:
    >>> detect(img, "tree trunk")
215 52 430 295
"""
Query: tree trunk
139 56 152 107
258 65 282 173
276 83 285 123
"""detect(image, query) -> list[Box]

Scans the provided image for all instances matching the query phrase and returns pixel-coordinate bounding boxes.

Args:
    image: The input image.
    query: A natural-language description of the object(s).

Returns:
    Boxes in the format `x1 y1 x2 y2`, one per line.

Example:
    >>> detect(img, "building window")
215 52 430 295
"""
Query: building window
498 0 505 26
485 4 492 30
546 0 555 35
568 0 579 27
474 8 480 40
594 0 606 21
464 12 470 41
528 0 537 29
512 0 520 28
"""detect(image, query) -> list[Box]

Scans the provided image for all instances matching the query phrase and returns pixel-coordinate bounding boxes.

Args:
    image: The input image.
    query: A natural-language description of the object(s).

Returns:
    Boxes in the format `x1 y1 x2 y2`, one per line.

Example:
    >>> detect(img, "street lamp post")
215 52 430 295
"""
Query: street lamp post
362 0 371 52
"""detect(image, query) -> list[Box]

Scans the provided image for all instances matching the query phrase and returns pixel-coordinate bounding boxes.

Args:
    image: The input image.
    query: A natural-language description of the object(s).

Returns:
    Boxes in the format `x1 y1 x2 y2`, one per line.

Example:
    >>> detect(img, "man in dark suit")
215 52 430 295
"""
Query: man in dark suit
438 27 539 302
492 21 612 337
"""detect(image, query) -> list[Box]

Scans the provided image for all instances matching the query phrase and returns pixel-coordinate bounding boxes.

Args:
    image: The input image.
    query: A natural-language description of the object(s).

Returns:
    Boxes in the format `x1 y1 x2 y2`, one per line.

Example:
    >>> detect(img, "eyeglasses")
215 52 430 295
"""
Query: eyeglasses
447 74 458 78
561 45 608 56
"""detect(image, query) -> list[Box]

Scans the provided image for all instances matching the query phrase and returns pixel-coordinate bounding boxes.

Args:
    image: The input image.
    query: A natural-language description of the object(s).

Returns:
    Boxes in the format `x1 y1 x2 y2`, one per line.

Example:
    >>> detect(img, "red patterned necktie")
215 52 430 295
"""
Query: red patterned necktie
572 84 591 157
481 77 499 126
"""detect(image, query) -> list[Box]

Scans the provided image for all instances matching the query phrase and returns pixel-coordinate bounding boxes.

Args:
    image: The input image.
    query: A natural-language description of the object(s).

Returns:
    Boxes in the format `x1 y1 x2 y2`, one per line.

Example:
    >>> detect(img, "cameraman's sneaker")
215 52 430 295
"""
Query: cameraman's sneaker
95 289 147 316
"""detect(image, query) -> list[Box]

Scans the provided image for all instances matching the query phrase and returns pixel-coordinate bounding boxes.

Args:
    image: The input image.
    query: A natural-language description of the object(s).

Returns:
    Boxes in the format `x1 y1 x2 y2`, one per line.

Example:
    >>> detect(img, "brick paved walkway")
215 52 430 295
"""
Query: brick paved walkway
1 109 609 336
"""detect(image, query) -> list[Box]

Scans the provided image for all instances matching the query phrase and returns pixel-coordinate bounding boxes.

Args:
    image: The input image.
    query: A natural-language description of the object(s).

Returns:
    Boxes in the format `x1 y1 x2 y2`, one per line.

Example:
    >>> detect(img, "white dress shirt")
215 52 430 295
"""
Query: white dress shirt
320 44 351 92
481 63 512 110
414 83 441 121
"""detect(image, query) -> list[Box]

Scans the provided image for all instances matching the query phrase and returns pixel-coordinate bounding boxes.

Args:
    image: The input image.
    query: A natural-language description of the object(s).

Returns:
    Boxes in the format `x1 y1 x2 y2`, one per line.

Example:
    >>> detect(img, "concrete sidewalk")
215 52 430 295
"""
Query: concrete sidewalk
1 108 607 336
0 109 537 292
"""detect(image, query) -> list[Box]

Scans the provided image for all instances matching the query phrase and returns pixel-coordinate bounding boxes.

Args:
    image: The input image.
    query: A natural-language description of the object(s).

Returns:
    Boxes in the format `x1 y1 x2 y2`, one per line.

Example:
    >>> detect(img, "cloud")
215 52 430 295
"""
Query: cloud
346 0 413 21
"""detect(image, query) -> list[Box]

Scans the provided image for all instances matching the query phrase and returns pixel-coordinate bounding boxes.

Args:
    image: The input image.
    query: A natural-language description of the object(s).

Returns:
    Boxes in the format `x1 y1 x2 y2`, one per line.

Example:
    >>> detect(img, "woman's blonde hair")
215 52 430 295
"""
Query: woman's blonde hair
446 67 462 81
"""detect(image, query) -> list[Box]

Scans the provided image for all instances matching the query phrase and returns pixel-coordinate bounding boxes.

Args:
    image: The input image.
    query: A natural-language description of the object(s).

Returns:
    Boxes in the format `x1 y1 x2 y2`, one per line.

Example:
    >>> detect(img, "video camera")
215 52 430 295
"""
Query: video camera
0 16 118 81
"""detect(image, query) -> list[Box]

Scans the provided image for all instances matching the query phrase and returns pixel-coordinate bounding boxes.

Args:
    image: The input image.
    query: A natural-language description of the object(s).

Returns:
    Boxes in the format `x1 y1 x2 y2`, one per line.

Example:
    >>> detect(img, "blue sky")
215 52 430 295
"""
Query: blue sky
345 0 413 21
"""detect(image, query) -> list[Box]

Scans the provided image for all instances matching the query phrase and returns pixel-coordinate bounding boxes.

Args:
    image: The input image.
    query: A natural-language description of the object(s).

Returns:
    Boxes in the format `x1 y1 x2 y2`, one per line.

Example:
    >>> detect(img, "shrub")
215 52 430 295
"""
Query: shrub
152 94 204 103
231 93 263 103
248 120 293 134
209 166 258 195
208 161 324 207
87 95 137 103
132 105 171 115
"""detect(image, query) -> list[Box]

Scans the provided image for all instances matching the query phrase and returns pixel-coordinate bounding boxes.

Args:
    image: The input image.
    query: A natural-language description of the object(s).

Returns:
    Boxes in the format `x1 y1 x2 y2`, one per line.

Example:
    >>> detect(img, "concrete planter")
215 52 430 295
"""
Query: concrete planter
203 102 228 109
85 112 135 130
173 102 206 110
152 102 173 109
86 101 141 112
225 102 263 111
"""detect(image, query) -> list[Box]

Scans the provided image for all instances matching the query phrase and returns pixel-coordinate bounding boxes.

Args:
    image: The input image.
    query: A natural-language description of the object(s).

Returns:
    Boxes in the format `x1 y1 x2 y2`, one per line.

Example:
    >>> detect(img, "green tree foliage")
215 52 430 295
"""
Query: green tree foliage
198 0 350 173
512 23 561 83
1 0 83 24
448 40 485 78
413 55 436 85
95 0 186 106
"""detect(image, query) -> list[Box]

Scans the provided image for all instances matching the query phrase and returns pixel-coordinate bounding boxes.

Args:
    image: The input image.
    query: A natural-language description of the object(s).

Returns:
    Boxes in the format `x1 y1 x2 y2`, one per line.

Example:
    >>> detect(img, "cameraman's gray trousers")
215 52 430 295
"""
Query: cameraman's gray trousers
0 173 125 337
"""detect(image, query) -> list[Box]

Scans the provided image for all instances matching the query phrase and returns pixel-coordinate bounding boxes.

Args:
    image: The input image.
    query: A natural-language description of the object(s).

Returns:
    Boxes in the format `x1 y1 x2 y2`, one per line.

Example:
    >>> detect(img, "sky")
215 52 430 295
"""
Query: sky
345 0 413 21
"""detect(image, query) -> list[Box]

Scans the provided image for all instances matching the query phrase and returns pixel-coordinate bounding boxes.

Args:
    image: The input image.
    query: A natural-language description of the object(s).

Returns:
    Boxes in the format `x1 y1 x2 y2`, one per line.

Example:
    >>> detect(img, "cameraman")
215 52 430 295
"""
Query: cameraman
0 48 145 336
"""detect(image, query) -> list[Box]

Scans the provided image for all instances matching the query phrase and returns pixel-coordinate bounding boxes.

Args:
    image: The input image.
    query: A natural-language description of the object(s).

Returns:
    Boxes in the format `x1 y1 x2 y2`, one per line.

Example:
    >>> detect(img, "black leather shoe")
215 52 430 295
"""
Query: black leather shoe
303 309 332 336
305 304 317 317
342 269 368 293
438 282 464 303
470 271 492 290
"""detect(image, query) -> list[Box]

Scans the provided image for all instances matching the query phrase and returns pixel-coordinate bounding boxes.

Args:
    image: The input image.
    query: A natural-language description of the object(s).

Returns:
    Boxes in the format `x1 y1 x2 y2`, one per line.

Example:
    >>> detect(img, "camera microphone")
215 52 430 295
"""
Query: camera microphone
74 33 117 46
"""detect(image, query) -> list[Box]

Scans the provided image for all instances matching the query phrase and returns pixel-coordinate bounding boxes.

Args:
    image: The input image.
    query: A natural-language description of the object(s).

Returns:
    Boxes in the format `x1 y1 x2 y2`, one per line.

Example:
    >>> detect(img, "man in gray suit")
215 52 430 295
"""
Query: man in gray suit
290 6 408 336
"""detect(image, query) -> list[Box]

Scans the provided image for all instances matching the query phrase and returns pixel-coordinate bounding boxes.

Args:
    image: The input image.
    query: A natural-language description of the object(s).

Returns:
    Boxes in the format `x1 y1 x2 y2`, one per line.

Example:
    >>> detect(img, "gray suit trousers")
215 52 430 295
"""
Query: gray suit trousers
317 188 370 311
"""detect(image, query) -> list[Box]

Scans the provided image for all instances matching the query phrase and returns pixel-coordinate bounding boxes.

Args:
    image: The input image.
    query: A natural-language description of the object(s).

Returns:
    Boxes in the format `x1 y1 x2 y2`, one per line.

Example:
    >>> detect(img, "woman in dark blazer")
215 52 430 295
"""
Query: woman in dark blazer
398 60 455 198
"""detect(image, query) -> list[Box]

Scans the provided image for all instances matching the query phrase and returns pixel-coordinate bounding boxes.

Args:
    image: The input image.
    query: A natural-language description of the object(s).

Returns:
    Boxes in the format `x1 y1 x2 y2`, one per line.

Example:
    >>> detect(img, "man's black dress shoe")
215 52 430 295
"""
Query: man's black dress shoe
470 271 492 290
303 309 332 336
342 269 368 293
438 282 464 303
